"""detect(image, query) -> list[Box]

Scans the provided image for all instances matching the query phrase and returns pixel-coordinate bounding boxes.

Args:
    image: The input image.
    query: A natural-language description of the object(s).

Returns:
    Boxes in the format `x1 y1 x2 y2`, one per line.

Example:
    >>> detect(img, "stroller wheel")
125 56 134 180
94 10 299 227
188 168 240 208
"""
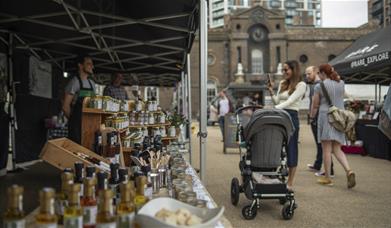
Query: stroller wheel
282 203 294 220
242 204 257 220
231 177 240 206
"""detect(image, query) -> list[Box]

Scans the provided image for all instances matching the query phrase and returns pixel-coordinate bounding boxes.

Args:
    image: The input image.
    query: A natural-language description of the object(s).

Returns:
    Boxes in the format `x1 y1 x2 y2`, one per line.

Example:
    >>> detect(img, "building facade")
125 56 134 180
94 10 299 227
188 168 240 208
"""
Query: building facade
368 0 391 27
186 6 379 116
209 0 322 28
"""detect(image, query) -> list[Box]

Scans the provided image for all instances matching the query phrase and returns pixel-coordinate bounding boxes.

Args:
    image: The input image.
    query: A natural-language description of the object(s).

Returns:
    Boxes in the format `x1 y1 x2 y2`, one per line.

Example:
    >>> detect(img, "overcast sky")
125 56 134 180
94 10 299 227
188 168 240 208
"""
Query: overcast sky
322 0 368 28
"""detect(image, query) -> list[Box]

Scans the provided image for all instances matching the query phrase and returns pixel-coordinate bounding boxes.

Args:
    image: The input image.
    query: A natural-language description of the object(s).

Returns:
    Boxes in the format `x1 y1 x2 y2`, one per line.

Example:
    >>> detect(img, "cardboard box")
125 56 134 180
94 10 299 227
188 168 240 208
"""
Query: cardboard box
40 137 111 172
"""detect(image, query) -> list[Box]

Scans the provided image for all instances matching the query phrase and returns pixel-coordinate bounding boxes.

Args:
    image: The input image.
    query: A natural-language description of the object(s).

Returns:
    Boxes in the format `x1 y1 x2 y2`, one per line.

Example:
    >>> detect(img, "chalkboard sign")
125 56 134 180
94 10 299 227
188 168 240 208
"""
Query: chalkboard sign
223 112 253 153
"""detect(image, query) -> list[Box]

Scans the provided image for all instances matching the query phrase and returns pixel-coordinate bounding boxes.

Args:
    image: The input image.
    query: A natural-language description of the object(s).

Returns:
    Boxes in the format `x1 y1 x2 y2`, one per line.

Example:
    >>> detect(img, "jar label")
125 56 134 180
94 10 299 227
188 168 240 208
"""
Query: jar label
96 222 116 228
35 223 57 228
117 213 135 228
64 216 82 228
4 219 25 228
83 205 97 225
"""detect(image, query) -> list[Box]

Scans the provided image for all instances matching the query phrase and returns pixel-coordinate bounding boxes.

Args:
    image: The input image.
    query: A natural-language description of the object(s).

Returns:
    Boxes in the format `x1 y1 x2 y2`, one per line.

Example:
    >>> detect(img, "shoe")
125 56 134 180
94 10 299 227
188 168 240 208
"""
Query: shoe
317 177 333 186
315 171 335 178
347 171 356 189
307 164 320 172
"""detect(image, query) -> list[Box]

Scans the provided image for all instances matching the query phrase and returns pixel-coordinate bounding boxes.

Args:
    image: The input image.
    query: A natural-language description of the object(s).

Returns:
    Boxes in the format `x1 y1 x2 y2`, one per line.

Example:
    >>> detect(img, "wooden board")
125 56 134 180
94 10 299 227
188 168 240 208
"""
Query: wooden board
40 138 110 172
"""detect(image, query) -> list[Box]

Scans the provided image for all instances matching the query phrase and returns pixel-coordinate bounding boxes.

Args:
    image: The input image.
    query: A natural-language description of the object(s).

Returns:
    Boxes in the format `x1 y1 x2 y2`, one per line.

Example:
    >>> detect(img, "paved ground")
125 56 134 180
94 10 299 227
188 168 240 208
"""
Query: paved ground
189 123 391 228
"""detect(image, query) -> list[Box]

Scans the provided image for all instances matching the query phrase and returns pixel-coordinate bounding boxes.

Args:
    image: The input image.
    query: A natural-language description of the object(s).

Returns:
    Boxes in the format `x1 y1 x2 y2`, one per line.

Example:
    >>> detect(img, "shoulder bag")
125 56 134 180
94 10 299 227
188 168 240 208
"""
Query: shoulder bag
320 82 356 132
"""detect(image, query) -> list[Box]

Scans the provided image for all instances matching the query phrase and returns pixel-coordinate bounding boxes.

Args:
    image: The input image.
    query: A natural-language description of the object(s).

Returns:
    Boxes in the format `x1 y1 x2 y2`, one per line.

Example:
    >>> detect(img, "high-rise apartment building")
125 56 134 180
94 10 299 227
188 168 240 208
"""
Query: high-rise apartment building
209 0 322 28
368 0 391 27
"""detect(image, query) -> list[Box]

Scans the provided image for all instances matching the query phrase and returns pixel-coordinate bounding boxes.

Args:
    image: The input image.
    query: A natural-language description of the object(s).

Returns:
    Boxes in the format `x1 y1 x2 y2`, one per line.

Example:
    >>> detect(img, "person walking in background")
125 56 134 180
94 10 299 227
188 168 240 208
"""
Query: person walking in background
268 60 306 189
218 90 230 142
305 66 335 177
310 64 356 188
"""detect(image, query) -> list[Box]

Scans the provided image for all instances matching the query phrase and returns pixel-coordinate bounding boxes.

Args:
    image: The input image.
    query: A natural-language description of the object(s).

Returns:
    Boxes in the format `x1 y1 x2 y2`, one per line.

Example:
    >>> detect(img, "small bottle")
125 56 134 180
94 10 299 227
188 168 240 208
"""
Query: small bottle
85 166 96 179
35 188 58 227
63 184 83 228
96 190 116 228
118 168 129 183
96 172 108 198
3 185 25 228
109 163 120 205
81 178 98 228
74 162 85 197
55 172 74 225
117 182 136 228
134 176 148 211
94 132 103 156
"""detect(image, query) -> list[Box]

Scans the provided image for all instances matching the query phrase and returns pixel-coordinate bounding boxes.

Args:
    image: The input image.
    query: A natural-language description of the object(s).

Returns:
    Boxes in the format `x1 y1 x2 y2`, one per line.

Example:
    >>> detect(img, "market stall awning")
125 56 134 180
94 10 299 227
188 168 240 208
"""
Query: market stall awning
0 0 199 86
329 26 391 85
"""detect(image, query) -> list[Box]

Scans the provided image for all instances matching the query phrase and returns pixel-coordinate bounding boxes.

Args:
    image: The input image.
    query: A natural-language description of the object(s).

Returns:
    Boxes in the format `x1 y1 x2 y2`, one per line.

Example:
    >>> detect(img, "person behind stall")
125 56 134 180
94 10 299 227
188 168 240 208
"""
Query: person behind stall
306 66 335 177
217 90 231 141
62 55 96 144
310 63 356 188
267 60 306 189
103 72 129 100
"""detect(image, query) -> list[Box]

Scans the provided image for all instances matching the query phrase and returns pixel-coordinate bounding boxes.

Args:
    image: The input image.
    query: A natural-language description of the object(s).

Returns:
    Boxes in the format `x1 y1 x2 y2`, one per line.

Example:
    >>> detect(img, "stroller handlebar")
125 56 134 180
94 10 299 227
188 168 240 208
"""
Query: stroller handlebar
234 105 263 116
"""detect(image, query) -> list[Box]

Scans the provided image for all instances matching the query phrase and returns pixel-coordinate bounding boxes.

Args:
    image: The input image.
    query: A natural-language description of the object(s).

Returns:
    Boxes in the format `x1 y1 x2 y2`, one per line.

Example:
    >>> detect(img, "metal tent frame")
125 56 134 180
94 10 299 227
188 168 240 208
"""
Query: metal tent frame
0 0 209 181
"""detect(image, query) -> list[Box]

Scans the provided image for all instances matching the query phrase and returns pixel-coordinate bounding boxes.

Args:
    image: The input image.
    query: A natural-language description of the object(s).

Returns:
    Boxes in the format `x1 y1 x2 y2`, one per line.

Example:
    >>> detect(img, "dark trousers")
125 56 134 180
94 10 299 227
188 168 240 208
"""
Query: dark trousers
285 109 299 168
218 116 225 140
311 120 334 174
0 103 9 170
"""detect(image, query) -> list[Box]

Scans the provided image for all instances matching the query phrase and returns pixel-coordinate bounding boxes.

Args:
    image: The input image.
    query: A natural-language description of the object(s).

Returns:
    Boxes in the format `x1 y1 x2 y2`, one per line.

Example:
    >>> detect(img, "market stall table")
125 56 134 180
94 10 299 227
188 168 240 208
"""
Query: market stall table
24 162 233 228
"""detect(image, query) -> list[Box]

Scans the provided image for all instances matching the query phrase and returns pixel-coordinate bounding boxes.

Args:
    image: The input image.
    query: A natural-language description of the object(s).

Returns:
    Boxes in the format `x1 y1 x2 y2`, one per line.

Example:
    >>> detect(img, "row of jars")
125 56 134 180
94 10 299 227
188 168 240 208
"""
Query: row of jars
89 96 129 112
129 111 166 126
105 115 130 130
122 127 167 148
135 100 159 112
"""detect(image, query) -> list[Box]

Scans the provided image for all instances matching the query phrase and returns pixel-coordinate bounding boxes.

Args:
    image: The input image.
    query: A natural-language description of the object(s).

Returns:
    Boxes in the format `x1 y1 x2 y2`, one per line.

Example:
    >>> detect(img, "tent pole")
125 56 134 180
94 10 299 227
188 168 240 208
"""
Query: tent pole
7 32 19 172
375 84 378 106
199 0 208 182
187 54 192 165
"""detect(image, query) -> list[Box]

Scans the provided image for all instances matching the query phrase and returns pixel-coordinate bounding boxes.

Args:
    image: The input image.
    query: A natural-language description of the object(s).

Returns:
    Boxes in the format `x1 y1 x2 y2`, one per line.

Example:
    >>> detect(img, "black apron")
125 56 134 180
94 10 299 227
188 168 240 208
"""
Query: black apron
68 76 95 144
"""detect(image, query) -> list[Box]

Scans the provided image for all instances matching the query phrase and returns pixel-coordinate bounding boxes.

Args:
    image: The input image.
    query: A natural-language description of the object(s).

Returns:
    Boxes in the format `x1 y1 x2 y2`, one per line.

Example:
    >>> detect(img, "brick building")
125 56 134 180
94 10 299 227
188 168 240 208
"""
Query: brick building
181 6 379 116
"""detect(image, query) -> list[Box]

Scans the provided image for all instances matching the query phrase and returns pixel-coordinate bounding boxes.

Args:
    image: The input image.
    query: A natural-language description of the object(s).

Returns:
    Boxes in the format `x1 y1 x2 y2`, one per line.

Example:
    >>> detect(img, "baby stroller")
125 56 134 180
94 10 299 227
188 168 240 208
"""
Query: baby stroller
230 107 296 220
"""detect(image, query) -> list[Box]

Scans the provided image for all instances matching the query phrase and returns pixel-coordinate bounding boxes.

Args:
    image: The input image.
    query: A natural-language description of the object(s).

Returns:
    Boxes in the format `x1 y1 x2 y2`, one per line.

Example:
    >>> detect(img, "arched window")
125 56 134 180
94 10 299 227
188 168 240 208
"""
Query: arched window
251 49 264 74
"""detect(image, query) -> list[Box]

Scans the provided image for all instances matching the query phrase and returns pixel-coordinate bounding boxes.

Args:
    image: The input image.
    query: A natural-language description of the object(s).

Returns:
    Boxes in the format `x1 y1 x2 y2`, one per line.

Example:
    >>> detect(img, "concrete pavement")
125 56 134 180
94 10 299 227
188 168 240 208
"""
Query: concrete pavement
189 123 391 228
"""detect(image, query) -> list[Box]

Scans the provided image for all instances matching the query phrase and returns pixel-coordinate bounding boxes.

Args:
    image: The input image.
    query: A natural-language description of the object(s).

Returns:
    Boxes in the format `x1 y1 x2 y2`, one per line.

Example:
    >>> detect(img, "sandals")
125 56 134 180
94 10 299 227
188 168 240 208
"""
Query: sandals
317 177 334 186
347 170 356 189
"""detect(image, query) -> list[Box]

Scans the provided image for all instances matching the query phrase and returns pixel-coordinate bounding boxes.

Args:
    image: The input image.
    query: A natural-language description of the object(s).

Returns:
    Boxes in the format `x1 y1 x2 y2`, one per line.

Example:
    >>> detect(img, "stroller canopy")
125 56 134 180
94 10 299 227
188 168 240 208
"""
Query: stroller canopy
244 109 295 143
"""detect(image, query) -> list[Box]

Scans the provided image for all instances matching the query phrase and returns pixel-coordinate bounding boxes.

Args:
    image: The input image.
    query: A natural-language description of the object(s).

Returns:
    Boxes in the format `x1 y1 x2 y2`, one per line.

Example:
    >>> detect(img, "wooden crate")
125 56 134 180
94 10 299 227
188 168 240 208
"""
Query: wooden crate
40 137 111 172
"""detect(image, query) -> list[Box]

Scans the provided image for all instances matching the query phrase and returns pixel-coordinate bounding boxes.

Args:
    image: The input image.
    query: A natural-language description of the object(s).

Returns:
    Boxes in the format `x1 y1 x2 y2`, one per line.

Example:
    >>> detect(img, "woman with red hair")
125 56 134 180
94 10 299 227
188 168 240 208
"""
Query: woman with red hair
310 64 356 188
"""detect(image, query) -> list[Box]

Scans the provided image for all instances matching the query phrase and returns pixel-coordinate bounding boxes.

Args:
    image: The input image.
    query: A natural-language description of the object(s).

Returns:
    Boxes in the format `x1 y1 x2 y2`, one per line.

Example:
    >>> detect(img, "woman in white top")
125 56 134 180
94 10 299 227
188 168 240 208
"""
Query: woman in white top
267 60 306 189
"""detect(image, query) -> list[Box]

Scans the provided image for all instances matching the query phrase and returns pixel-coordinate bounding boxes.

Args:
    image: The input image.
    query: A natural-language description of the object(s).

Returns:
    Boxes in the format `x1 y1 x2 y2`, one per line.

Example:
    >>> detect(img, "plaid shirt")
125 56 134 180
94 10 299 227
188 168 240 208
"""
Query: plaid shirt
103 85 129 100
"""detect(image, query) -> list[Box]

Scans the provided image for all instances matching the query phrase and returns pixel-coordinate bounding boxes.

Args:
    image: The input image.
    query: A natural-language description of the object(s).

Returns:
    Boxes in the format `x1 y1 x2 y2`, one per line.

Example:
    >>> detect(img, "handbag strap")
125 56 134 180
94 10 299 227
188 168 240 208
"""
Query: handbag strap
320 82 333 107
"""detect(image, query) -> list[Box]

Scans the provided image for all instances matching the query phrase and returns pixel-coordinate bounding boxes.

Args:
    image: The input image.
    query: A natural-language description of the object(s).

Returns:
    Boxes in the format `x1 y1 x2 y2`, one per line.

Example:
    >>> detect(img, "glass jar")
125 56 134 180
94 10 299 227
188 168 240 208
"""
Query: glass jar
148 112 155 125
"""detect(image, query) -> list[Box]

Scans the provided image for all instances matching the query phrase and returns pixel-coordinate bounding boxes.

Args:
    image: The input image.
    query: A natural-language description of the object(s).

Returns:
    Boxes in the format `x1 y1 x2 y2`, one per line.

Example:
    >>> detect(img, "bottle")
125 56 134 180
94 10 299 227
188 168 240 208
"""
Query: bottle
94 132 103 156
81 178 97 228
55 172 74 225
3 185 25 228
109 163 120 206
96 190 116 228
63 184 83 228
134 176 148 211
96 172 108 197
35 188 58 227
118 168 129 183
86 166 96 179
105 132 116 164
74 162 84 197
117 182 136 228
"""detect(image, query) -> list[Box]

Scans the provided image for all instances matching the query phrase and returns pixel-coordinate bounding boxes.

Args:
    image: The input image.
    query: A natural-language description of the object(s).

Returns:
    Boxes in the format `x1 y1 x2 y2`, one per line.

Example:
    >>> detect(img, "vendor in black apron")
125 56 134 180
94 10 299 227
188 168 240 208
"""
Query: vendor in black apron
62 55 95 144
